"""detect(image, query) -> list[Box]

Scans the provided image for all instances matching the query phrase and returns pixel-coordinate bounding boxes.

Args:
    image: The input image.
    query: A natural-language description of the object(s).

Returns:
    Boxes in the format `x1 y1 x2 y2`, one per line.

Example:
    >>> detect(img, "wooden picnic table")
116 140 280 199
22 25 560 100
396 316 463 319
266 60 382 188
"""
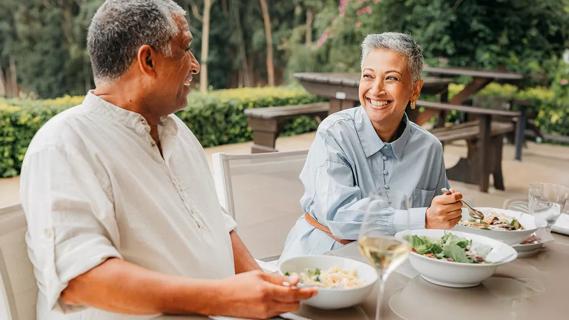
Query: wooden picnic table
294 72 452 115
417 66 523 123
295 68 523 115
293 71 522 192
419 66 527 160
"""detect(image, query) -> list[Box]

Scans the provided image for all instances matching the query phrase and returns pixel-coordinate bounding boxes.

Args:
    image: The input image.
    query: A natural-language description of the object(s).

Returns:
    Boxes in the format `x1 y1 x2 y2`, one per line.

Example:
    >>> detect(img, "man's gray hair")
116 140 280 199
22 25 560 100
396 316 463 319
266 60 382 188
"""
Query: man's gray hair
87 0 186 82
361 32 424 81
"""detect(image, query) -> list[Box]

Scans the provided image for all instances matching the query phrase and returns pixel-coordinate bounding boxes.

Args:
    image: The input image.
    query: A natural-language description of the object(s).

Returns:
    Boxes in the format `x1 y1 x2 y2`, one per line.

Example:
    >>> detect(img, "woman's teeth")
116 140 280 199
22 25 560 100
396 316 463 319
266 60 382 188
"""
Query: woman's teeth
369 99 389 107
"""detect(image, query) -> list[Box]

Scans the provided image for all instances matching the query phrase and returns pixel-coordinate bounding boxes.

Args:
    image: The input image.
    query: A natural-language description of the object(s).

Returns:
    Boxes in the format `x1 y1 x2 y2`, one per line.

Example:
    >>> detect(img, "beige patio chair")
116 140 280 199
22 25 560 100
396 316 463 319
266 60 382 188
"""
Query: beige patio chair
212 150 308 261
0 204 37 320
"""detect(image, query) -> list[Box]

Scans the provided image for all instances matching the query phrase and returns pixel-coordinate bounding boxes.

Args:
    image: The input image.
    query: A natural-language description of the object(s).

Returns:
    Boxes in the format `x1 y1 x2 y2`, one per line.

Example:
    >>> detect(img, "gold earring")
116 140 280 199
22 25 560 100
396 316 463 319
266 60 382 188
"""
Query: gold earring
410 101 416 110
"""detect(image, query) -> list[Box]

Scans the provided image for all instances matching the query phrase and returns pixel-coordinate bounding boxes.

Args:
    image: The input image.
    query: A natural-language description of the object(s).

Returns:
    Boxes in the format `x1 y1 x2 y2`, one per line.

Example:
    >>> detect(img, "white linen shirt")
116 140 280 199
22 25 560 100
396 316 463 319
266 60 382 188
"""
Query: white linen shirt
20 92 237 319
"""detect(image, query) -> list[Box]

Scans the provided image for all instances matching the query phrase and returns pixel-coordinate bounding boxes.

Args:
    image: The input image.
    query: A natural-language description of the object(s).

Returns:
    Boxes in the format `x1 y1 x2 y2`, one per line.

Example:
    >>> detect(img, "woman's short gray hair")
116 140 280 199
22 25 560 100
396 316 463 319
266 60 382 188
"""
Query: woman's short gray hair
87 0 186 82
361 33 424 82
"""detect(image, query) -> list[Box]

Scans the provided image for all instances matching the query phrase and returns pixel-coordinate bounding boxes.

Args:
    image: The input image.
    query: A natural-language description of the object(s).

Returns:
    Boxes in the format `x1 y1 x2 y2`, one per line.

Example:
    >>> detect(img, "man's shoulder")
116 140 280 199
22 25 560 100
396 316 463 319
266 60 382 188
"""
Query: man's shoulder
168 114 203 147
26 104 90 153
169 114 196 138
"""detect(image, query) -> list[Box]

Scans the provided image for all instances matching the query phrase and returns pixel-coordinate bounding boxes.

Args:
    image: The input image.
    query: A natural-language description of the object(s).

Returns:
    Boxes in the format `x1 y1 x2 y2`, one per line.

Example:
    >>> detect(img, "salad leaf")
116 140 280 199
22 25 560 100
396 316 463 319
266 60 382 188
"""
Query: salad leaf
430 243 443 254
406 232 485 264
443 242 471 263
511 219 522 230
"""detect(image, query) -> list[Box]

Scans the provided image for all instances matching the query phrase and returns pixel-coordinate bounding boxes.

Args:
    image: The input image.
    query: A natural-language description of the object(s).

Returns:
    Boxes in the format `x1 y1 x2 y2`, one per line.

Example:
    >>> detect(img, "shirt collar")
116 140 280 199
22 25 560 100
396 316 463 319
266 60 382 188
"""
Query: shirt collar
83 91 178 137
355 107 412 160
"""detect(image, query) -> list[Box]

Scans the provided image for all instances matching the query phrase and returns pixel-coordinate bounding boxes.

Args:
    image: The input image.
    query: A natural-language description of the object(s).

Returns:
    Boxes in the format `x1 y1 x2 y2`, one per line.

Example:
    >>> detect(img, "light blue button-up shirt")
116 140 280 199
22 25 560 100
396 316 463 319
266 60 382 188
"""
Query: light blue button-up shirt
280 106 450 261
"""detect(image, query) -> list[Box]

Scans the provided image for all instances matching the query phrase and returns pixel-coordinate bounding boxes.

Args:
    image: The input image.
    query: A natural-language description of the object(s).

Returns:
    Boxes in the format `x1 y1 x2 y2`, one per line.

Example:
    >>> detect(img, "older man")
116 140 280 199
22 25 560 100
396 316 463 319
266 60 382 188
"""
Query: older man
19 0 316 319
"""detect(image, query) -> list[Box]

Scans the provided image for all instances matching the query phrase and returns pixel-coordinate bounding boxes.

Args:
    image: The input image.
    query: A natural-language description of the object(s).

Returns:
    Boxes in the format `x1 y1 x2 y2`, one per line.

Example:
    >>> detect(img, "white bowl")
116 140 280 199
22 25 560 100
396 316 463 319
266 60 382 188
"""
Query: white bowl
454 207 539 245
395 229 517 288
279 255 377 309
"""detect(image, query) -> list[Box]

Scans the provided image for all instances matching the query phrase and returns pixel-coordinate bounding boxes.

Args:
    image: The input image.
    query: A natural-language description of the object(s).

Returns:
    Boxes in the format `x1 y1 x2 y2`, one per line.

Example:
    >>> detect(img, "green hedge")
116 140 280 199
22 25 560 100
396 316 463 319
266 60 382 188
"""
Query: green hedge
2 83 566 178
178 87 322 147
0 87 322 177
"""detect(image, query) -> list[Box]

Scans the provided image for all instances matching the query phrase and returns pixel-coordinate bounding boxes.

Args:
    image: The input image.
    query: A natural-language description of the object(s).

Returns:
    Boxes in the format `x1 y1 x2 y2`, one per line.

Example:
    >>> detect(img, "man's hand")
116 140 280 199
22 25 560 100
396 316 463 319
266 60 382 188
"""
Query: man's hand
426 188 463 229
213 270 317 319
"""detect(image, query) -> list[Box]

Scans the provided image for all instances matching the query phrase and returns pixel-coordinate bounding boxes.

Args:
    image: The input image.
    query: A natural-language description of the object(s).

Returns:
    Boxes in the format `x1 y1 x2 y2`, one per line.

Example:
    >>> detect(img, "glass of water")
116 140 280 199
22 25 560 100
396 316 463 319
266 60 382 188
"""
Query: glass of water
528 183 569 231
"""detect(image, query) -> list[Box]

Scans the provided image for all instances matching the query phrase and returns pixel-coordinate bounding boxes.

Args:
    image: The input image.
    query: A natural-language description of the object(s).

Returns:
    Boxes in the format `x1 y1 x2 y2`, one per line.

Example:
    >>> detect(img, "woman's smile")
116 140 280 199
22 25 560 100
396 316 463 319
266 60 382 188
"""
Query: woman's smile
366 97 393 109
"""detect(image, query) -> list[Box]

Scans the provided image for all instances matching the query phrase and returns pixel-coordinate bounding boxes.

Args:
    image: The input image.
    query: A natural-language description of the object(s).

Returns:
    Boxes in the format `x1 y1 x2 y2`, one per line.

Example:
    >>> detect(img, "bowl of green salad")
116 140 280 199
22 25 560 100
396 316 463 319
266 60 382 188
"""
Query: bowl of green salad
395 229 517 288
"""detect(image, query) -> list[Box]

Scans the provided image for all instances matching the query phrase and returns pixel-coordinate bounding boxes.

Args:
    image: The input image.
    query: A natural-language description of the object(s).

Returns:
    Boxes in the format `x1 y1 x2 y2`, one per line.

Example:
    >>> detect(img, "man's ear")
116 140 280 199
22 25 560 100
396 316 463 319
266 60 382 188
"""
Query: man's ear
137 45 156 76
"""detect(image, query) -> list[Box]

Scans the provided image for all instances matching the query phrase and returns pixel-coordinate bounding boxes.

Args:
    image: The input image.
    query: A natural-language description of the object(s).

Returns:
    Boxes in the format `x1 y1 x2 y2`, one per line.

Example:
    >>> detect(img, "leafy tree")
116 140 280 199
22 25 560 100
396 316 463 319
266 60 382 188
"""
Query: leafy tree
286 0 569 86
0 0 23 97
1 0 567 98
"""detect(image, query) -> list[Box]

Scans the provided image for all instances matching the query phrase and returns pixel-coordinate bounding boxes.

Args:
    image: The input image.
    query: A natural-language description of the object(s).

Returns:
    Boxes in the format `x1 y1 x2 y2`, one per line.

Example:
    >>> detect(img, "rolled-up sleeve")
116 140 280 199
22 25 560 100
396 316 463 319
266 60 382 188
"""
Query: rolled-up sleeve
220 206 237 232
20 145 122 313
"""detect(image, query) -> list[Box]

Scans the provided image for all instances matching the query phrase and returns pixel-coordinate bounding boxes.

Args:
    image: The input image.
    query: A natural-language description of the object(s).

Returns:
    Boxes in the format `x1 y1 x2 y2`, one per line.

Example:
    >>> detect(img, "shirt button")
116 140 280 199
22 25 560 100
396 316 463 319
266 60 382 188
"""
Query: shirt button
382 156 387 161
384 185 390 190
383 170 388 175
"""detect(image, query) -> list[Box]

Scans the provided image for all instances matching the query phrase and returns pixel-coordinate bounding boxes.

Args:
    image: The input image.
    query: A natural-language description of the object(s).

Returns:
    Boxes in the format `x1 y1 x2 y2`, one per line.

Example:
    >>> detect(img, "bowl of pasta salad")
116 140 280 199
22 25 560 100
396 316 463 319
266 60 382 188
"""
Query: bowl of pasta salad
279 255 377 309
454 207 539 245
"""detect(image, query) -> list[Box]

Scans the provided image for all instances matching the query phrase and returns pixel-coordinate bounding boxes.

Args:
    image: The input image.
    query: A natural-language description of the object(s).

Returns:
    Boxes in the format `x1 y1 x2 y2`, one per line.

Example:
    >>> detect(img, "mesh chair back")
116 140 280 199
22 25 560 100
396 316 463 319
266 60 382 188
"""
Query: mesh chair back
0 205 37 320
212 150 308 259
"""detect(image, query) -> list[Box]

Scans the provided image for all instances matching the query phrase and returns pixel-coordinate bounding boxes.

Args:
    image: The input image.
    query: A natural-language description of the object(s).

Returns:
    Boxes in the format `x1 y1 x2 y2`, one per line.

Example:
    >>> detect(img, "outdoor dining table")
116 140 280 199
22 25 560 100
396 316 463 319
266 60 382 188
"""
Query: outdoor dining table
156 232 569 320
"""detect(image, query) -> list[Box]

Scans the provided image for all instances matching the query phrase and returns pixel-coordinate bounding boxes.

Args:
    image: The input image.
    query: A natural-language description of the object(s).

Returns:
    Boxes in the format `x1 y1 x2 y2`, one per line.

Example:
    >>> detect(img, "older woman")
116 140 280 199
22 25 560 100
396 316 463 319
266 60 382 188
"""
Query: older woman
280 32 463 260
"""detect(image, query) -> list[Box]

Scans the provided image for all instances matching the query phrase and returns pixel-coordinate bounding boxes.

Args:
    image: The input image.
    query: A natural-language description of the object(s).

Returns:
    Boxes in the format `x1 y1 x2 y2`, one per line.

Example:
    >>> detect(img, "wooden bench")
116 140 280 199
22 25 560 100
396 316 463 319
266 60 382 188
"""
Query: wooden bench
419 100 521 192
244 102 329 153
245 100 520 192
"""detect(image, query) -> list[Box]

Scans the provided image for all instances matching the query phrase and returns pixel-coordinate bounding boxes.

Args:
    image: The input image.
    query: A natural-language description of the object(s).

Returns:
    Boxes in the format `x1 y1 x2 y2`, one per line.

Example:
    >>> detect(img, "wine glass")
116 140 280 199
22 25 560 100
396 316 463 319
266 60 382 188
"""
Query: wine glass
357 190 411 320
528 183 569 232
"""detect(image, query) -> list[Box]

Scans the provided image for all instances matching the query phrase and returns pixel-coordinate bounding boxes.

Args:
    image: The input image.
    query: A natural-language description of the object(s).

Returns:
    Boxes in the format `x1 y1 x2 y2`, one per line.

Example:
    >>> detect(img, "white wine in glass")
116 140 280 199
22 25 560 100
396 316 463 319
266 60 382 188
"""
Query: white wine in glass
358 235 410 275
357 191 411 320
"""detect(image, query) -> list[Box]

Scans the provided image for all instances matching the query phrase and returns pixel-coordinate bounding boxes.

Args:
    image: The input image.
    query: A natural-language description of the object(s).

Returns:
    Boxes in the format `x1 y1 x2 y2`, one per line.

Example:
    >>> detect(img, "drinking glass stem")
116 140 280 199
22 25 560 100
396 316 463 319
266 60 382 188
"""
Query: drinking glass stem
375 272 385 320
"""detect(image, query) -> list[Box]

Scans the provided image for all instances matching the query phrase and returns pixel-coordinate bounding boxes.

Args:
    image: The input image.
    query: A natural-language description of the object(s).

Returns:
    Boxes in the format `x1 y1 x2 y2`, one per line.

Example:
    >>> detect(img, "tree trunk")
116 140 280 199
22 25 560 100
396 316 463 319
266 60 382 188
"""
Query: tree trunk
6 57 18 98
258 0 274 86
305 9 313 46
230 0 251 87
0 68 6 97
200 0 214 93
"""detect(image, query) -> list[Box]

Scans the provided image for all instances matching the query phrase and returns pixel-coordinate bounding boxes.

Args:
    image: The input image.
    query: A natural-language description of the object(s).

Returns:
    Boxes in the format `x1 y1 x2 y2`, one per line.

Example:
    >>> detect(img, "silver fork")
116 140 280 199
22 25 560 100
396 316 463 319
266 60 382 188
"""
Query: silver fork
441 188 485 220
